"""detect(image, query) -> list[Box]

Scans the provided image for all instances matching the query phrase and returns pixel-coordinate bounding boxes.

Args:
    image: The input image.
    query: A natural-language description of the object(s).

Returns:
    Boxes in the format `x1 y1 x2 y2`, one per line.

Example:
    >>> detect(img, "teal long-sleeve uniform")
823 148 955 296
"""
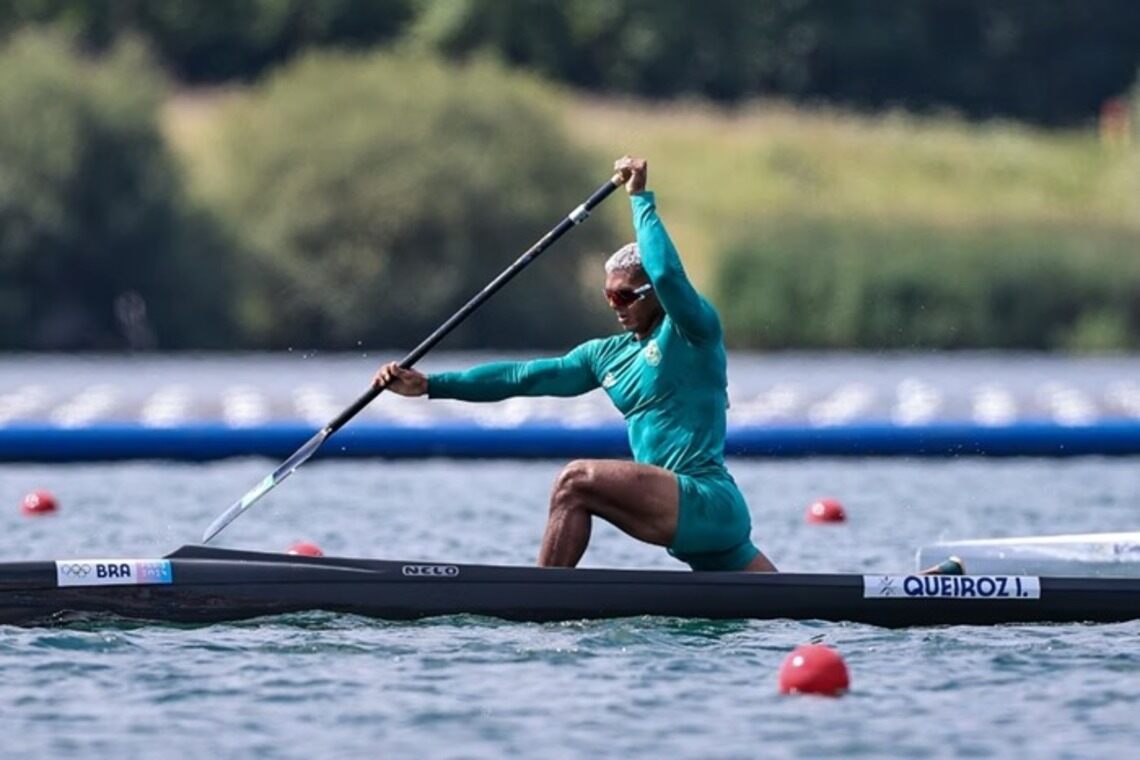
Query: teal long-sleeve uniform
428 191 759 570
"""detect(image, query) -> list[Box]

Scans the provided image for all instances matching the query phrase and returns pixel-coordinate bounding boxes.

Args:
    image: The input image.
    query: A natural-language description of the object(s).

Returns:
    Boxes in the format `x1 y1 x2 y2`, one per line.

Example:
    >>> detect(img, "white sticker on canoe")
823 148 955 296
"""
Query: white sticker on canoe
56 560 173 587
863 575 1040 600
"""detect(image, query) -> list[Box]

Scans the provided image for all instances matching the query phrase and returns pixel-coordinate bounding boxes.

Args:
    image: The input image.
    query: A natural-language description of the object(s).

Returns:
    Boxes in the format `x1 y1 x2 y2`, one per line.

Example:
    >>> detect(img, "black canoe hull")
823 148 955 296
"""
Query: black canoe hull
2 545 1139 628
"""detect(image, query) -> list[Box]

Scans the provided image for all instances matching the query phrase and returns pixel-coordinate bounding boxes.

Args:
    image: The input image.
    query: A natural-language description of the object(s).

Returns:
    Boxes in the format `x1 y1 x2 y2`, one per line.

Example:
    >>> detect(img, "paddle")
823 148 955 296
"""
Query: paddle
201 172 624 543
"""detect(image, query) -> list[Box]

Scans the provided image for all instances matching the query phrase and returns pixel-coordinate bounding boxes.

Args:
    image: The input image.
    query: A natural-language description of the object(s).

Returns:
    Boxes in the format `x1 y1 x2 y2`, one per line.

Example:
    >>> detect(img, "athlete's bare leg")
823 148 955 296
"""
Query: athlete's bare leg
539 459 677 567
537 459 777 571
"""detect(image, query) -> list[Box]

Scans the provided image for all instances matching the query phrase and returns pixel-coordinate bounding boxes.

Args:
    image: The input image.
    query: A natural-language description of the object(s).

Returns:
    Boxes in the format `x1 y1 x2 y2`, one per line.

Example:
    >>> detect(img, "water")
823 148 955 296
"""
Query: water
1 456 1138 758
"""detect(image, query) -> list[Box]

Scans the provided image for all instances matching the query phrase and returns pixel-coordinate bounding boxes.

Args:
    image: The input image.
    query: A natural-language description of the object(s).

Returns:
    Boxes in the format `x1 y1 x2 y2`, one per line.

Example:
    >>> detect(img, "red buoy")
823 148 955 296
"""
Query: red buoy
806 498 846 523
21 490 59 516
287 541 324 557
778 644 850 696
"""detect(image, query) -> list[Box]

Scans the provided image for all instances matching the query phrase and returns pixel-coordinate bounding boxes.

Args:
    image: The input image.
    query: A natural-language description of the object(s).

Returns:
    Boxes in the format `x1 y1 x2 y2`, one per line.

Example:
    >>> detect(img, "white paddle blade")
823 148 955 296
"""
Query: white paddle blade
200 431 327 543
201 474 275 543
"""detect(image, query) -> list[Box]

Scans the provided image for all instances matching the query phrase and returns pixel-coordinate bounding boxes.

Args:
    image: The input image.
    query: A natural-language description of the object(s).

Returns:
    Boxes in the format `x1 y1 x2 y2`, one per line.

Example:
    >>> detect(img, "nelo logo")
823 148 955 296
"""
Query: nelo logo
401 565 459 577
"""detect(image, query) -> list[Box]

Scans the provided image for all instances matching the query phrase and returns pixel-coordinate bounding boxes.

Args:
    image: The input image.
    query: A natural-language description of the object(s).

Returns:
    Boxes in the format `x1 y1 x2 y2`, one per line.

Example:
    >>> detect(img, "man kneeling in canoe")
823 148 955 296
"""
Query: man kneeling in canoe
375 156 777 573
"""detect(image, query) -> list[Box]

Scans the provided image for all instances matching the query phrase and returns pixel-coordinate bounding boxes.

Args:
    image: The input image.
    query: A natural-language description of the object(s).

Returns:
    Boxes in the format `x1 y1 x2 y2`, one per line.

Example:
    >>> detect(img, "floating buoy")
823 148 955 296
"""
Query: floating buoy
287 541 324 557
778 644 850 696
806 497 846 524
21 490 59 516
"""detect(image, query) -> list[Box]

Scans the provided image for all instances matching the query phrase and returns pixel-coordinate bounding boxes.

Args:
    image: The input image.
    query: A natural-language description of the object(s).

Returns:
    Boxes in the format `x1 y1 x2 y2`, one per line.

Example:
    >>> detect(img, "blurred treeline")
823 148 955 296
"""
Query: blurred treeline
7 0 1139 123
1 1 1139 351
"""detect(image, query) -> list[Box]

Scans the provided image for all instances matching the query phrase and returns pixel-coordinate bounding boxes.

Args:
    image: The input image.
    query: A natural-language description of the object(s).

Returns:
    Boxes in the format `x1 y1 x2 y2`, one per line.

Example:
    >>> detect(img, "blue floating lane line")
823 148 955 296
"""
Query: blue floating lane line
0 420 1138 461
724 420 1140 457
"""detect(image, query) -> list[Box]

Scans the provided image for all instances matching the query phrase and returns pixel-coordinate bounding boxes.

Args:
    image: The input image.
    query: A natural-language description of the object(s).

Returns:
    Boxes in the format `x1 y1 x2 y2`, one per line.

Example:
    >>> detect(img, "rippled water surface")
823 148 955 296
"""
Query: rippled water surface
1 457 1138 759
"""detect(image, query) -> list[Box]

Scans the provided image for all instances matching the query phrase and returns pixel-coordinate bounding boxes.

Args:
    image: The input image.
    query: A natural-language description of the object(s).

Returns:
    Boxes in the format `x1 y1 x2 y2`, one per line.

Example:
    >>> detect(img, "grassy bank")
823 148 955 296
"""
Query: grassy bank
168 89 1140 285
565 98 1140 350
563 98 1140 288
165 85 1140 350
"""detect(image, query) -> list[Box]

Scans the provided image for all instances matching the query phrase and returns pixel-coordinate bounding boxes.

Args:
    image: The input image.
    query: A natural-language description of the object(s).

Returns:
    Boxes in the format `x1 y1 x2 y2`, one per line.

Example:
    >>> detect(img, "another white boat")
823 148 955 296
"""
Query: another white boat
916 531 1140 577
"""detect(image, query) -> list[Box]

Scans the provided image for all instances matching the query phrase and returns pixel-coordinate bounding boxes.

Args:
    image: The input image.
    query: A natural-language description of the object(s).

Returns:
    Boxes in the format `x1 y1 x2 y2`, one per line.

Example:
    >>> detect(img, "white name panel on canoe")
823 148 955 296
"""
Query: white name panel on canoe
56 559 173 587
864 575 1040 599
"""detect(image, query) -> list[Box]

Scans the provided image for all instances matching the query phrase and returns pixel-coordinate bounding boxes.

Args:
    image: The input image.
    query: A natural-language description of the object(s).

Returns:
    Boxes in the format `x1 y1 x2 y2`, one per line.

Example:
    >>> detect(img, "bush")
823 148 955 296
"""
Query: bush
0 30 235 349
715 217 1140 351
208 50 618 350
0 0 416 83
412 0 1140 126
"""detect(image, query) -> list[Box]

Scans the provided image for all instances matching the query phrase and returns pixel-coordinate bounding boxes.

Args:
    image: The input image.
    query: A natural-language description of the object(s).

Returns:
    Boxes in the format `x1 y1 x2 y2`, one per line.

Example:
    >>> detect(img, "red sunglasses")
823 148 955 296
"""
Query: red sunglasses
603 283 653 307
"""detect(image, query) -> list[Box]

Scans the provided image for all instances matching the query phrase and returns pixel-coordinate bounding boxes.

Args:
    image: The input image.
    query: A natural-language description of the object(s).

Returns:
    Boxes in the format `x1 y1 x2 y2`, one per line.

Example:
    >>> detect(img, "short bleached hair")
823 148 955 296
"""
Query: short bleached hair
605 242 642 274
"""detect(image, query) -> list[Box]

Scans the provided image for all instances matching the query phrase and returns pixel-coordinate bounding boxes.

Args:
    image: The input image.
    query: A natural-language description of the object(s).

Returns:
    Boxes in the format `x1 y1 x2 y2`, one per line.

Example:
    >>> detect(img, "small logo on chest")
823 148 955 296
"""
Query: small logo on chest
642 339 662 367
601 372 617 388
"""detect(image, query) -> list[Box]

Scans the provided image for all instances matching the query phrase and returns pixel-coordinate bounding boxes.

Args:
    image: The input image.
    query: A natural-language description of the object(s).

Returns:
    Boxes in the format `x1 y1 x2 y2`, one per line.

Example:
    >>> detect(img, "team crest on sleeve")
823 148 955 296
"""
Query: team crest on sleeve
642 339 661 367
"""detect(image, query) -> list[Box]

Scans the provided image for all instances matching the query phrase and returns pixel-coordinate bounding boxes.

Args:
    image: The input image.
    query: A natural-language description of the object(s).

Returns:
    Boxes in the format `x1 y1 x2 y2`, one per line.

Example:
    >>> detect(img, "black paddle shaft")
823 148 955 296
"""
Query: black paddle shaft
200 172 624 544
324 174 623 436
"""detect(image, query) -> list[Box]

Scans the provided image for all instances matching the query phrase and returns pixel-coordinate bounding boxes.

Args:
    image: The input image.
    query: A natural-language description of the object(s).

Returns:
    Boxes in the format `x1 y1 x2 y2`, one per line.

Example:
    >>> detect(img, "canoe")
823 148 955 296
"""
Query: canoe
3 545 1139 628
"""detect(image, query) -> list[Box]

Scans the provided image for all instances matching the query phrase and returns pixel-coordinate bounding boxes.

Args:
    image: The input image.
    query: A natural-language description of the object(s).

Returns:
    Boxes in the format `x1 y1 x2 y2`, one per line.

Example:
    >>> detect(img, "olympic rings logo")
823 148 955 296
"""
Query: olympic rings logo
59 563 92 577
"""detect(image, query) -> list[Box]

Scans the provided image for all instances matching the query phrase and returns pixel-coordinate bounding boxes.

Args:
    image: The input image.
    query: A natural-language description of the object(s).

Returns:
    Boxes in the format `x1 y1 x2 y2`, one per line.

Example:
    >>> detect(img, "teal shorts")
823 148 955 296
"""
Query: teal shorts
668 474 759 571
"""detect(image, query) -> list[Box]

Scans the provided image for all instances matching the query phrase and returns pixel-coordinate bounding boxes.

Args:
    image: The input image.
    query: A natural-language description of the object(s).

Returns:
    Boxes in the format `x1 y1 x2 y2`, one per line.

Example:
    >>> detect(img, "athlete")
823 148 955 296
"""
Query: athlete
374 156 777 572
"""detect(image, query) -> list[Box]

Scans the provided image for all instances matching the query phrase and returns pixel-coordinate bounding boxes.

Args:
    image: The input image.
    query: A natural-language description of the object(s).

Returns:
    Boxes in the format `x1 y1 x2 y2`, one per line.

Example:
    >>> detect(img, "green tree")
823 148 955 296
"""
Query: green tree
0 0 416 82
413 0 1140 125
715 218 1140 351
7 0 1138 123
209 50 618 349
0 30 235 349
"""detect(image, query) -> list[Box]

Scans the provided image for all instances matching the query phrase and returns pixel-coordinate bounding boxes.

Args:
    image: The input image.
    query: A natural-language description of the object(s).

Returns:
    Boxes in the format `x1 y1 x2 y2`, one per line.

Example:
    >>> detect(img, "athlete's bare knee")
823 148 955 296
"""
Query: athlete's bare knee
551 459 597 507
